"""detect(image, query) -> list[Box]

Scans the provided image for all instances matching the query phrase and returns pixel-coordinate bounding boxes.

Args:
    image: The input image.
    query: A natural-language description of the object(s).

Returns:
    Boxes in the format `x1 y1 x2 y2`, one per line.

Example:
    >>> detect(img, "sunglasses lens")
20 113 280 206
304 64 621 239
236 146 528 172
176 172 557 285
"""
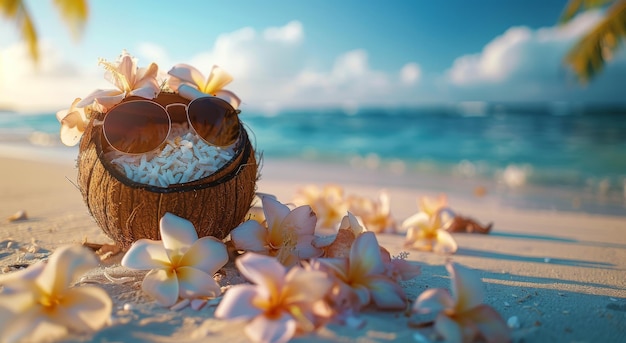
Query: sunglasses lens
187 97 240 146
103 101 170 154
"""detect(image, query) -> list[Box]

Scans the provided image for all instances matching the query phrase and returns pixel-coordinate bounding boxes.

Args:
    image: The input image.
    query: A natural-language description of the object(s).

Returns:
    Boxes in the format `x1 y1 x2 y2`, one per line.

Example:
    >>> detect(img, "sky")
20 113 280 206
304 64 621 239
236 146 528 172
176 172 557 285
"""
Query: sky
1 0 625 113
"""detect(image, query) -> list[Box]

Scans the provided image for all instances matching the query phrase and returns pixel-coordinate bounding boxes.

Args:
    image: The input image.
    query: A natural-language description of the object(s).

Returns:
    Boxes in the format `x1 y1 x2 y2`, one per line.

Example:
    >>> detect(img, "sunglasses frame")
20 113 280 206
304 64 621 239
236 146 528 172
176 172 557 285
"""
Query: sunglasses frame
100 96 241 155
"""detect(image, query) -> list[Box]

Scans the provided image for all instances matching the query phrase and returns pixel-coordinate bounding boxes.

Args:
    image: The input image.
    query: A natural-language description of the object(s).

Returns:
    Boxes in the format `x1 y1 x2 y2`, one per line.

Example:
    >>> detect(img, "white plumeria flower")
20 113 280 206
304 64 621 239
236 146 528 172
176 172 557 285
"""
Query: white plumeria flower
56 98 90 146
77 50 160 111
167 63 241 109
0 245 112 343
121 213 229 307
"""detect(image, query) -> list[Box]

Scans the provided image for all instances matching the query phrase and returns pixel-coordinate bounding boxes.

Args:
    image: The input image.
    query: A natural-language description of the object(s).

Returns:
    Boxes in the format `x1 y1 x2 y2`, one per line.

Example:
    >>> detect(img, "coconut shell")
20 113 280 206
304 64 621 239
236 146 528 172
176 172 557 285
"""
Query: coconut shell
77 93 258 250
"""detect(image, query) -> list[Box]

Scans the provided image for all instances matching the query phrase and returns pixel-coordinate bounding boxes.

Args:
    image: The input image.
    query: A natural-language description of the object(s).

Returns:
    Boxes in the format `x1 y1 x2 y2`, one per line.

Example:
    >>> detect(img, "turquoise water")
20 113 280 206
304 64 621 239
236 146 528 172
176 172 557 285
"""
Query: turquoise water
2 103 625 215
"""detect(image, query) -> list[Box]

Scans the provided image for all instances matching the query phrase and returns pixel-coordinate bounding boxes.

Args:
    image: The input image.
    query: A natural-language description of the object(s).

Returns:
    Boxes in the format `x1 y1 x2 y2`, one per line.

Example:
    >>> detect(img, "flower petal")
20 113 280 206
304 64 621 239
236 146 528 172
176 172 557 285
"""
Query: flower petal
121 239 171 270
293 235 323 260
203 65 233 94
167 63 207 90
315 257 349 281
176 266 221 299
76 89 123 109
352 284 371 308
142 268 179 307
262 196 291 237
281 205 317 237
433 230 458 254
159 213 199 259
282 268 333 305
401 212 430 230
464 305 511 343
179 236 228 274
449 263 484 312
129 86 158 100
0 307 50 343
59 110 87 146
366 275 407 310
413 288 455 315
214 284 263 320
434 313 463 343
236 253 285 300
215 90 241 109
37 245 99 296
54 286 112 332
245 312 297 343
231 220 270 254
350 232 385 277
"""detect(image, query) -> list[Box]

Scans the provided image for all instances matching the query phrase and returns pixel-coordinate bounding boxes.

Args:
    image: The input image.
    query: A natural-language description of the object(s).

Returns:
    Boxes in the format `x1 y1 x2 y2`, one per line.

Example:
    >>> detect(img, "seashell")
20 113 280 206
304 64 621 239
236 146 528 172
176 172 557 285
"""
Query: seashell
7 210 28 222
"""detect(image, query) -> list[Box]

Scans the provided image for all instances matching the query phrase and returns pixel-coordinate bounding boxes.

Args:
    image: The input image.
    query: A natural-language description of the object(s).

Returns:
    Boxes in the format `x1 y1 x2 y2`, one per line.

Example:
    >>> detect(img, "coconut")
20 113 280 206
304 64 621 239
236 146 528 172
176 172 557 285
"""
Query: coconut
77 93 258 250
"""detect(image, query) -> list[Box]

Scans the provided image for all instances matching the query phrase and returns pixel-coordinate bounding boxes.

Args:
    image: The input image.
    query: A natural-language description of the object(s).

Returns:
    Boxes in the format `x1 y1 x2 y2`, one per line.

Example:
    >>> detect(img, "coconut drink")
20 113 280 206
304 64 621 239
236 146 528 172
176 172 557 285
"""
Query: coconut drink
57 51 257 249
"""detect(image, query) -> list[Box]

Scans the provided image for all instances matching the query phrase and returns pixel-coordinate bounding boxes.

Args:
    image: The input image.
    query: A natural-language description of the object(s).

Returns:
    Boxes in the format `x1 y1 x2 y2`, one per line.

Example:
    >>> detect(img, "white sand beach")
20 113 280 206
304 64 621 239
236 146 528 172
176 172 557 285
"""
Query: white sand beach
1 151 625 343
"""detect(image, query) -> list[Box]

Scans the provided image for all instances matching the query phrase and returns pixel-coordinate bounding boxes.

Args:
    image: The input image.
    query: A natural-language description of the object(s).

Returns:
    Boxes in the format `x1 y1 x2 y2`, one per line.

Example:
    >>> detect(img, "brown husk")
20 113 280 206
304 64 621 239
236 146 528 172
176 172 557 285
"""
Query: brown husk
76 93 258 250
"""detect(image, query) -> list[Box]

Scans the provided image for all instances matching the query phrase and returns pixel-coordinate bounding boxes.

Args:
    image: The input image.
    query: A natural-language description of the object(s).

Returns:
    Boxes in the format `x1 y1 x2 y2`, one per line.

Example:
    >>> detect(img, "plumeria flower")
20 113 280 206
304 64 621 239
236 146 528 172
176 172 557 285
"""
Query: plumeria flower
419 194 449 218
403 207 458 254
0 245 112 343
230 196 322 266
412 263 511 343
121 213 229 307
56 97 93 146
315 231 407 311
293 184 349 230
167 63 241 109
77 50 160 111
215 253 333 343
348 190 397 233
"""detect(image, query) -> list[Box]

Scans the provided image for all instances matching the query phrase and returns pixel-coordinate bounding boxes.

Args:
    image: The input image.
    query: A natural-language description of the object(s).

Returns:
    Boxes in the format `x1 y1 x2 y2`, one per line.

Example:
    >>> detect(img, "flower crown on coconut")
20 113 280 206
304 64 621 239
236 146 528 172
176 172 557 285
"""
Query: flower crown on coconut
57 50 258 250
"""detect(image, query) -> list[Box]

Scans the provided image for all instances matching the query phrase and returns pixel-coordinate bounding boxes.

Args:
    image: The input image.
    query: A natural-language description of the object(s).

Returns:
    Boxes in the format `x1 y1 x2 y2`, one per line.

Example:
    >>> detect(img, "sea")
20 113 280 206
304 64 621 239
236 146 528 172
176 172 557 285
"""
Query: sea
1 102 625 217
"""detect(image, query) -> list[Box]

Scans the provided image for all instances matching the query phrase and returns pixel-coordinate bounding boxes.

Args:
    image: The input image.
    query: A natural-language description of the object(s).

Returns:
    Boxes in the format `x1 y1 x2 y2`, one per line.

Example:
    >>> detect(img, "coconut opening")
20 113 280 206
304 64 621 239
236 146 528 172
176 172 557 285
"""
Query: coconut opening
95 93 244 189
104 123 238 187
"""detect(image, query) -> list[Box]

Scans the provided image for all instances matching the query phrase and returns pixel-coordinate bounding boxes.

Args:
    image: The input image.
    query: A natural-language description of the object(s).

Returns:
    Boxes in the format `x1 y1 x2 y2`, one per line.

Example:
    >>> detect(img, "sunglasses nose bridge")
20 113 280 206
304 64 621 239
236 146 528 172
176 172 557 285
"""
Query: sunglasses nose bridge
164 103 191 124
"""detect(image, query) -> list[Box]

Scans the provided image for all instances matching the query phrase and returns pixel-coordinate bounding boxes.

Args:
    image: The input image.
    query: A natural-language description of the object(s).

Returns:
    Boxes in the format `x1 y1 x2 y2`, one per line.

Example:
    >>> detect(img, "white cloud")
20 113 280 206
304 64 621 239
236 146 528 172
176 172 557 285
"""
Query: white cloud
400 63 421 85
0 41 107 112
263 20 303 43
442 10 626 102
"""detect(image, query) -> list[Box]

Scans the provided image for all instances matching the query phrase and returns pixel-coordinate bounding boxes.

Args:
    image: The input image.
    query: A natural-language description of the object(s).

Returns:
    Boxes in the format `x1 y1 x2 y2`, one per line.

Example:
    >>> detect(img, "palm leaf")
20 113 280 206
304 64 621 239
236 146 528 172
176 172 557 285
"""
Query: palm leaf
0 0 39 61
564 0 626 82
559 0 617 23
53 0 88 40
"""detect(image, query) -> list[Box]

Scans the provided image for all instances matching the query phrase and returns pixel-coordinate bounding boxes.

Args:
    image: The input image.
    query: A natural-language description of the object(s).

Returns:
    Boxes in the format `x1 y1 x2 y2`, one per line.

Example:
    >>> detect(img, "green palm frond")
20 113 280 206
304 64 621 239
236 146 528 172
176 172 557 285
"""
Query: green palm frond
564 0 626 82
53 0 88 39
0 0 88 62
559 0 616 23
0 0 38 61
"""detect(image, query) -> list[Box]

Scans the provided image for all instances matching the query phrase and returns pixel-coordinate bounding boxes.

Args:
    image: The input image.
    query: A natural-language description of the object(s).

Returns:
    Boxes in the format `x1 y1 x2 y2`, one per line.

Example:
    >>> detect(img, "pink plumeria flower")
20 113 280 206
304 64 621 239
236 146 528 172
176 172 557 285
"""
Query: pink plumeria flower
0 245 112 343
412 263 511 343
121 213 229 307
167 63 241 109
77 50 160 111
215 253 333 343
403 208 458 254
348 190 397 233
315 231 407 311
230 196 322 266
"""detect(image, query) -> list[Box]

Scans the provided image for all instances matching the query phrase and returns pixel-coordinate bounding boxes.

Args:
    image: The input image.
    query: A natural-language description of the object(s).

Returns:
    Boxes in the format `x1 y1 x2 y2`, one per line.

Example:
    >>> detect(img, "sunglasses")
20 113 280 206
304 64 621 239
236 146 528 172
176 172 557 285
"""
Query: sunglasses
100 97 241 154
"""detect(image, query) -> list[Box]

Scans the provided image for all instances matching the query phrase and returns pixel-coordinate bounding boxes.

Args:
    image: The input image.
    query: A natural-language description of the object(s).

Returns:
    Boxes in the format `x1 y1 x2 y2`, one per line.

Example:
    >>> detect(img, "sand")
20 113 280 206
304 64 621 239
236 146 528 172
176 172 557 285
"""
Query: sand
1 152 625 343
